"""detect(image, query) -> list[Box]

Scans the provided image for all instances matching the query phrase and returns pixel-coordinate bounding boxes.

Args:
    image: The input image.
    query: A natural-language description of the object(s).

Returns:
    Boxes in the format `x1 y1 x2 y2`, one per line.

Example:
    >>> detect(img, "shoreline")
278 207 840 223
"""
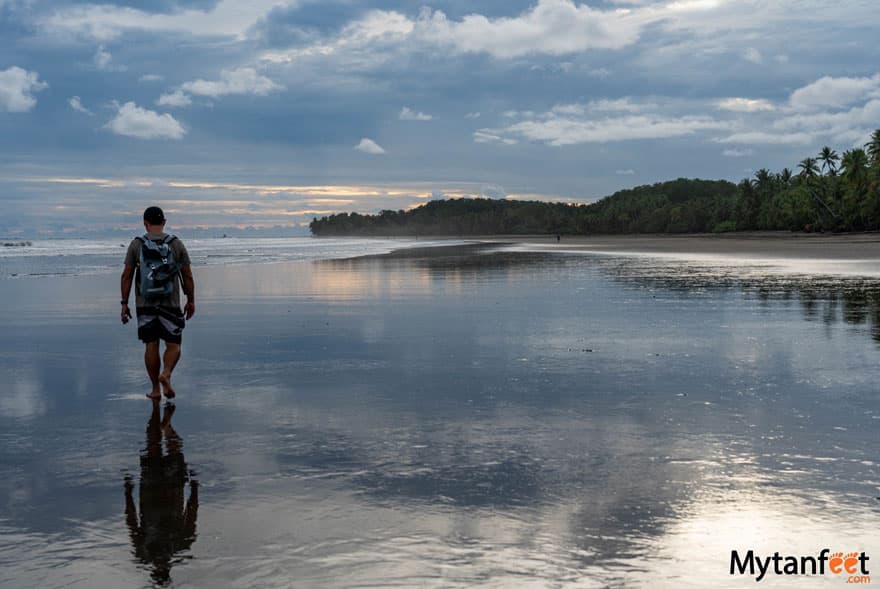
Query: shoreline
334 241 511 261
466 232 880 261
347 232 880 276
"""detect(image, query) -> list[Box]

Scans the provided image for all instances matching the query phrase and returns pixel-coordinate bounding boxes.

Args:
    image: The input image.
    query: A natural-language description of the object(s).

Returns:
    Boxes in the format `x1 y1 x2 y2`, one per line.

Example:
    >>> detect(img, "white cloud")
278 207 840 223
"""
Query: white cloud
664 0 724 13
262 10 416 64
465 112 481 119
722 148 754 157
615 169 636 175
179 67 283 98
94 45 111 69
41 0 297 41
530 61 575 74
717 98 775 112
399 106 432 121
626 1 880 79
480 184 507 199
153 67 283 108
742 47 763 64
711 73 880 147
355 138 386 154
714 74 880 147
485 109 728 146
262 0 867 70
157 90 192 107
263 0 647 63
550 103 586 116
772 98 880 146
93 45 126 71
473 130 518 145
544 99 648 117
717 131 813 145
139 74 164 83
106 102 186 140
585 98 648 113
478 70 880 151
415 2 642 58
0 67 48 113
68 96 93 115
788 74 880 111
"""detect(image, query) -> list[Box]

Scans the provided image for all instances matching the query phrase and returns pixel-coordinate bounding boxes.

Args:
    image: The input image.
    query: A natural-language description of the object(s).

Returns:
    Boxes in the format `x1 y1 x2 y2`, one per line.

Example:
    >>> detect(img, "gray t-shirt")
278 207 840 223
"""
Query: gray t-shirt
124 232 192 310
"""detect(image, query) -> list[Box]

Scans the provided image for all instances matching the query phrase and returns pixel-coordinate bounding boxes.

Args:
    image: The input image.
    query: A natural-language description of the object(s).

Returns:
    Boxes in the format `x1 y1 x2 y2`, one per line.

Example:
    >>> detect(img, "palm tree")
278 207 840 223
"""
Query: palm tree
839 148 870 229
779 168 794 186
865 130 880 209
798 157 819 179
798 157 837 222
754 168 773 192
819 146 839 176
736 178 759 230
841 148 869 191
866 129 880 168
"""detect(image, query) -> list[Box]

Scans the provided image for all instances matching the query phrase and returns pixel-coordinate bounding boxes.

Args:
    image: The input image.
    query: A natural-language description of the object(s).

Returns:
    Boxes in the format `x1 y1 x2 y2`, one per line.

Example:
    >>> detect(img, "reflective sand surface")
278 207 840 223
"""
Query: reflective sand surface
1 246 878 587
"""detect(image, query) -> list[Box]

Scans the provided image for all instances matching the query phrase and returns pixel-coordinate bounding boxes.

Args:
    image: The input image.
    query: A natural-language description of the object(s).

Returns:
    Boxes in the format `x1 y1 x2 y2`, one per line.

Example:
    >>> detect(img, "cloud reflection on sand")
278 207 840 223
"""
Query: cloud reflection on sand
1 245 879 587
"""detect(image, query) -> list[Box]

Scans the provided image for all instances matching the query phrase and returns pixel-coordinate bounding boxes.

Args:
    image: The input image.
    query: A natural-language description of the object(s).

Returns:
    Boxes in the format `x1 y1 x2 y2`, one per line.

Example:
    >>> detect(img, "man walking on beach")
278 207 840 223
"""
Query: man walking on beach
121 206 195 399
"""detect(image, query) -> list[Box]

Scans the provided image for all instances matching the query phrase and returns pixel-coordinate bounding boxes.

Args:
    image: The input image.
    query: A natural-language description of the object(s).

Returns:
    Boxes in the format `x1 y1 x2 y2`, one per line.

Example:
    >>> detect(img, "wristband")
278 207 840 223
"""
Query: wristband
121 300 129 305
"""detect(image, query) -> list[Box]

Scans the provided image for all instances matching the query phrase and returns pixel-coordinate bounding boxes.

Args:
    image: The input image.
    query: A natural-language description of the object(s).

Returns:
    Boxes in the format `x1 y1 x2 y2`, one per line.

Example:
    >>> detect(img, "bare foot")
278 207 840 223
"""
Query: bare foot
146 387 161 400
159 372 176 398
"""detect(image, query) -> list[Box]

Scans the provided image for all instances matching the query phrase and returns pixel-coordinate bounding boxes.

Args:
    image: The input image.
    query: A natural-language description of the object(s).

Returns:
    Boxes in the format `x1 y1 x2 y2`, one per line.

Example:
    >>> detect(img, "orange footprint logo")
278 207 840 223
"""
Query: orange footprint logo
829 552 844 574
843 552 861 574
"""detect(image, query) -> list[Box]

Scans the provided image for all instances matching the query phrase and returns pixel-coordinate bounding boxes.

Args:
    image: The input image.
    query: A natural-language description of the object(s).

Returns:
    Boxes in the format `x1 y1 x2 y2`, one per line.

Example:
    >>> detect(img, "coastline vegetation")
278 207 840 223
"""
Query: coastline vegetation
310 130 880 236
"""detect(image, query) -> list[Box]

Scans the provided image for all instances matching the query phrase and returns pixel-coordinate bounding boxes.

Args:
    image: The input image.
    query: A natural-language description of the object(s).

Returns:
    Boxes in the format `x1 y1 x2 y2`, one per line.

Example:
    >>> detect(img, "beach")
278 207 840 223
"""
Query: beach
1 236 879 587
494 231 880 259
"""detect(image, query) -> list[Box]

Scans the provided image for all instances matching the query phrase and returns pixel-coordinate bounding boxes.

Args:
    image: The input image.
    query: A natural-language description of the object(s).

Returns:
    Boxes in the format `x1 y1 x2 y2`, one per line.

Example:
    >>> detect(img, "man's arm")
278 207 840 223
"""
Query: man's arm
181 265 195 320
121 264 135 324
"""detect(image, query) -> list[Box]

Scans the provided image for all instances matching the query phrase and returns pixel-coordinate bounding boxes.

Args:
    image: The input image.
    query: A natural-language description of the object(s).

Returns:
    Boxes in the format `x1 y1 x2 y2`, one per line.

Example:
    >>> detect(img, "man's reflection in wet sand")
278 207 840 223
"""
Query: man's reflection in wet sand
124 400 199 586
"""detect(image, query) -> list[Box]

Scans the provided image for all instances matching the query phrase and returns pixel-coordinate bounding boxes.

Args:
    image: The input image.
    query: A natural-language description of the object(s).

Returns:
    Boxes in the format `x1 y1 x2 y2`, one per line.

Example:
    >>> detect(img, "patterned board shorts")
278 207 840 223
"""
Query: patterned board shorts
137 306 185 344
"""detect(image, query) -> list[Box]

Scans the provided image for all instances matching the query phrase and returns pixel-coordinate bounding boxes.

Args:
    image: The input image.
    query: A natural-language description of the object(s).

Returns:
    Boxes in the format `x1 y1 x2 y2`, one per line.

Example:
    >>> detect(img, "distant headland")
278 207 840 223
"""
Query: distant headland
311 131 880 237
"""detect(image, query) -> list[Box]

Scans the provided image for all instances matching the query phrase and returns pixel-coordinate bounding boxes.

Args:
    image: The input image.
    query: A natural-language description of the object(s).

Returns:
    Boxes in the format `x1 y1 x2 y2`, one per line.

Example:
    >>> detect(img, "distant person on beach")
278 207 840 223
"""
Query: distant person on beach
121 206 195 399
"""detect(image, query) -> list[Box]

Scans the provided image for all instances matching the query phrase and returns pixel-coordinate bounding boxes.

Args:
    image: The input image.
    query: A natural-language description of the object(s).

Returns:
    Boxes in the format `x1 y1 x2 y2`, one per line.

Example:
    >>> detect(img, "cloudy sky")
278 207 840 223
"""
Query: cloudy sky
2 0 879 236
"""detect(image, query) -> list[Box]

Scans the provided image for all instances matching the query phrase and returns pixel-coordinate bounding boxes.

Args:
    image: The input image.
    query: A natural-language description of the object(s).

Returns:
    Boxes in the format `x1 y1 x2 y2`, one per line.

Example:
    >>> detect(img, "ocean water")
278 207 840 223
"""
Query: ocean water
0 241 878 588
0 237 451 278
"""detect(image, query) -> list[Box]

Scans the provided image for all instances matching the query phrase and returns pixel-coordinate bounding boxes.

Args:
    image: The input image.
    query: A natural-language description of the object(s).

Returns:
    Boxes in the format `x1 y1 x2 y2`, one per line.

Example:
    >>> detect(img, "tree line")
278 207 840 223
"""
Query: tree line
310 130 880 236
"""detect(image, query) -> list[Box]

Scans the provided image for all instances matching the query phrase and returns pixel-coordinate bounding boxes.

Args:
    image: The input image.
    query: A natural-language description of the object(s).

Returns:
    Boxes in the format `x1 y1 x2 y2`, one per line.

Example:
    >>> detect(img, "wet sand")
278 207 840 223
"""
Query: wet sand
352 232 880 277
487 231 880 260
349 241 511 260
2 243 880 587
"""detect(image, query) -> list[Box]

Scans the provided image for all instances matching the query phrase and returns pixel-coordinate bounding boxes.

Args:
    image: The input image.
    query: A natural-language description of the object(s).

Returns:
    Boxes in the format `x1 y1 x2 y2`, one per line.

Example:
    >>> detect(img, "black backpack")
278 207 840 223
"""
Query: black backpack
136 234 181 301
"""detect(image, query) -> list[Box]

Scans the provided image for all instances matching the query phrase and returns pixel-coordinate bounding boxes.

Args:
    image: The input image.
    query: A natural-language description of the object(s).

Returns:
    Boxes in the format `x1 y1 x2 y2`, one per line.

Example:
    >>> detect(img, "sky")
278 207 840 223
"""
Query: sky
1 0 880 236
